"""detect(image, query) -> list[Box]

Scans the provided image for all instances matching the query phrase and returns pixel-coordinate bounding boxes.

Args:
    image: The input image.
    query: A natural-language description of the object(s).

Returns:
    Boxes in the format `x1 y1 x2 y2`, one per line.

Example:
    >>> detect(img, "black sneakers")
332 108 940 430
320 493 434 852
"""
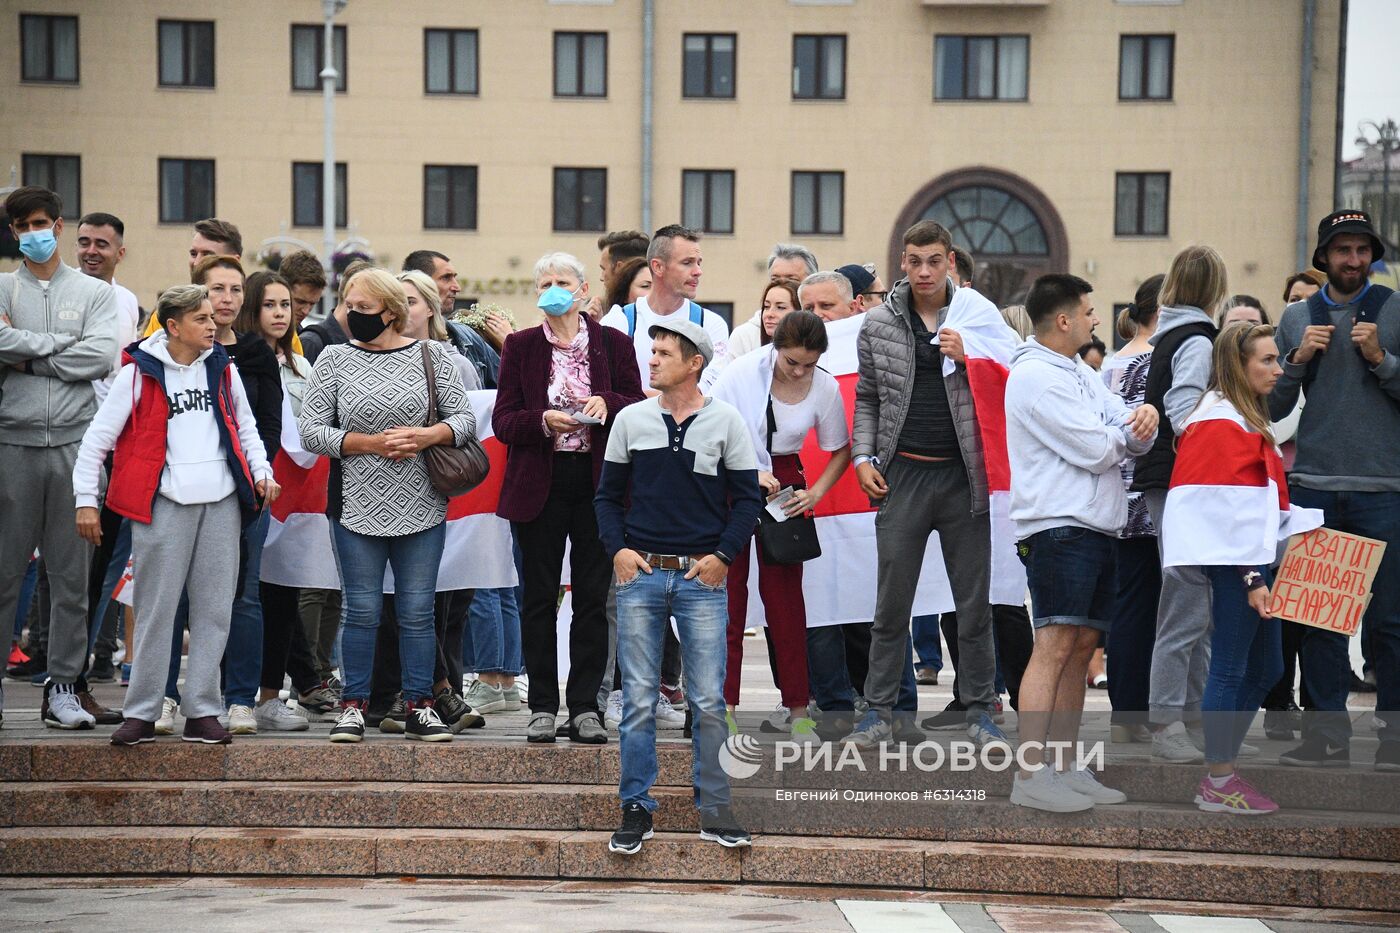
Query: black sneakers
329 705 366 743
1279 734 1351 768
921 698 968 731
433 689 484 733
699 805 752 848
404 701 453 742
608 802 654 855
378 695 407 734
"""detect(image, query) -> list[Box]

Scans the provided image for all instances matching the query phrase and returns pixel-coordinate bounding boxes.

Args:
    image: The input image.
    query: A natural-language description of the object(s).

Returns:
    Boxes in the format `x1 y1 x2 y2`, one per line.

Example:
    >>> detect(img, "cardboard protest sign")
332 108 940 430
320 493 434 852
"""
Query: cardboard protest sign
1268 528 1386 636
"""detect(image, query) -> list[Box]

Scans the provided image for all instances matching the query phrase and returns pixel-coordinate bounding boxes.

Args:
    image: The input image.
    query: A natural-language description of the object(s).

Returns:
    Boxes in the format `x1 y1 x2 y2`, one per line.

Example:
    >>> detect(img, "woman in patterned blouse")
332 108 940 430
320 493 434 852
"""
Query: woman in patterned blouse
493 252 644 745
299 268 476 744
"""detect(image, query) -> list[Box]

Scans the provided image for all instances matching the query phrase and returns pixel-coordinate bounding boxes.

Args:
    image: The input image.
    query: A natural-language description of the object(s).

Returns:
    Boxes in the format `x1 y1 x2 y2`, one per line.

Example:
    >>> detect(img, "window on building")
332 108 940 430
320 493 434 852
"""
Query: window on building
159 159 215 223
292 162 347 228
1119 34 1174 100
683 33 736 98
423 165 478 230
935 35 1028 101
21 155 81 219
922 184 1049 257
20 14 79 83
706 302 734 330
291 24 346 92
158 20 214 88
1114 172 1170 236
682 170 734 234
554 32 607 97
791 171 843 235
792 34 845 99
425 28 479 95
553 167 607 232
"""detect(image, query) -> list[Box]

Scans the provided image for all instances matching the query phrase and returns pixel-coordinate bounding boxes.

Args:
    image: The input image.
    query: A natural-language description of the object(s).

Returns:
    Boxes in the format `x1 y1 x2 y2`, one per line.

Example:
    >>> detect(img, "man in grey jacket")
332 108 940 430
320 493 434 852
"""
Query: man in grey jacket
0 186 117 730
1269 209 1400 772
850 220 1004 748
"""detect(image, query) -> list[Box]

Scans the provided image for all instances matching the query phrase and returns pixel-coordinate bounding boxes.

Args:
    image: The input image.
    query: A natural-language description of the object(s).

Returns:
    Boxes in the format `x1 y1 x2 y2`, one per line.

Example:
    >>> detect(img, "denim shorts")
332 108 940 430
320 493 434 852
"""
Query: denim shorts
1020 526 1117 633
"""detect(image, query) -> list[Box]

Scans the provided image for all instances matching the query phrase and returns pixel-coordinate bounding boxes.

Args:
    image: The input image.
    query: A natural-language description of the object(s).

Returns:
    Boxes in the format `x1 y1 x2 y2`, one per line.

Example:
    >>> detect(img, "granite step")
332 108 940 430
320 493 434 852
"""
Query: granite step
4 739 1399 814
4 780 1398 863
1 826 1397 910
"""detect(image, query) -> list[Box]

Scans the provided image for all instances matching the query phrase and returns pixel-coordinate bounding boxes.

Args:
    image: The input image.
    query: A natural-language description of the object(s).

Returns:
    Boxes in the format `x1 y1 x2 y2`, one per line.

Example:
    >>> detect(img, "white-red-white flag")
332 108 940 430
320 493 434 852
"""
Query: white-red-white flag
1162 394 1323 568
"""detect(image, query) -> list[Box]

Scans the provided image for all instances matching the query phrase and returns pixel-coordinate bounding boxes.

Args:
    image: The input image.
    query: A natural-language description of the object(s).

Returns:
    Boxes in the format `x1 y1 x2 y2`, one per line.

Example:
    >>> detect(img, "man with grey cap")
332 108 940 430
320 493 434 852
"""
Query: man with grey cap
594 316 765 854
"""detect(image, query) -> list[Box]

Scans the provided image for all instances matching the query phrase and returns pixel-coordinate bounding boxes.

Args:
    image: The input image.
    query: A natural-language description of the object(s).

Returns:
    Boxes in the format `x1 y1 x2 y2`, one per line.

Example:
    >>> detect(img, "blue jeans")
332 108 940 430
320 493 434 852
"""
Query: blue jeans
1288 487 1400 746
13 557 38 639
1023 526 1117 633
333 521 445 703
807 623 918 714
88 519 132 653
221 508 268 707
912 613 942 673
464 586 523 676
616 568 729 815
1201 565 1282 764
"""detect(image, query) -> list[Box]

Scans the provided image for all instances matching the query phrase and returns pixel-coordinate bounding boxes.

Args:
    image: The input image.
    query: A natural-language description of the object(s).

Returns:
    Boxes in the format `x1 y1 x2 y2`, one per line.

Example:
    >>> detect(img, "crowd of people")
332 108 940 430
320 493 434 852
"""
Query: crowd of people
1 180 1397 854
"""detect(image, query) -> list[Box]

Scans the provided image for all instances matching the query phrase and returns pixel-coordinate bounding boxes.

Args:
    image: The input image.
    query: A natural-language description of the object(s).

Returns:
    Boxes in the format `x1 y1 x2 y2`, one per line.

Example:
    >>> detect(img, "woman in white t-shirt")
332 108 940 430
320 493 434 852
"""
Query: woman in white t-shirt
711 310 852 737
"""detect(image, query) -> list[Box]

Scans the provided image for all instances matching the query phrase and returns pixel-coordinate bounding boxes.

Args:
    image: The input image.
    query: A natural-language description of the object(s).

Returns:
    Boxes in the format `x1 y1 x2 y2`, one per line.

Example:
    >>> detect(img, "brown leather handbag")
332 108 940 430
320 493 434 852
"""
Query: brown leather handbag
419 342 490 497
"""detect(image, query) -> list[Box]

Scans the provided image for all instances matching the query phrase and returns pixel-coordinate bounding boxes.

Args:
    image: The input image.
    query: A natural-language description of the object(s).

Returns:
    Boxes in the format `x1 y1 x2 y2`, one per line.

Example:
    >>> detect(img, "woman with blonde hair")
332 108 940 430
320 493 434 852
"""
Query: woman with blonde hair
398 269 481 391
300 268 478 743
1161 322 1322 813
1132 244 1234 764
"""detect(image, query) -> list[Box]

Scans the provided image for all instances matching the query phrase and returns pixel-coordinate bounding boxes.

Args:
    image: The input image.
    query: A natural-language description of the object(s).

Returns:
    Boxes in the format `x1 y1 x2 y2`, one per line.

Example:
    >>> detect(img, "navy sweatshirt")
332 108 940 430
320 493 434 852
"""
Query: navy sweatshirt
594 396 763 559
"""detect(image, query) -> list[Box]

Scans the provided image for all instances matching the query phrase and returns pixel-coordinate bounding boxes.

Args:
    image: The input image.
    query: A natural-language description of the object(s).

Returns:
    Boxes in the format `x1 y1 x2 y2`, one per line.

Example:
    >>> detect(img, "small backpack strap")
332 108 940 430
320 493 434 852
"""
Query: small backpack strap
622 303 637 339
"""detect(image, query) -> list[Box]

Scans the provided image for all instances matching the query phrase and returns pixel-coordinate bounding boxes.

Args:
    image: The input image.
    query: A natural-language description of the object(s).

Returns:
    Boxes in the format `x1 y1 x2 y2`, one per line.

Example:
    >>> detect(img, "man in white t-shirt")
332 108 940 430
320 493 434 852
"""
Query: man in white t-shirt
76 212 141 403
601 224 730 394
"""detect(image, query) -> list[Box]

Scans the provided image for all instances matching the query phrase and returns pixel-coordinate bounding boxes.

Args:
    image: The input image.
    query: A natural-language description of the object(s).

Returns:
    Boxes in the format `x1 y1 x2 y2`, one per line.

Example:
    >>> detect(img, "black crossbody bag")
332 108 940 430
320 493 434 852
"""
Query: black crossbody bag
755 395 822 565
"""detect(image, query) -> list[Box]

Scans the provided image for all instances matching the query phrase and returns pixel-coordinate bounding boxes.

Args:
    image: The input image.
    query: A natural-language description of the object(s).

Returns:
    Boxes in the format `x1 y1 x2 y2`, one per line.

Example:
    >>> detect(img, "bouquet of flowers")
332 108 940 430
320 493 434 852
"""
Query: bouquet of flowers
452 301 516 331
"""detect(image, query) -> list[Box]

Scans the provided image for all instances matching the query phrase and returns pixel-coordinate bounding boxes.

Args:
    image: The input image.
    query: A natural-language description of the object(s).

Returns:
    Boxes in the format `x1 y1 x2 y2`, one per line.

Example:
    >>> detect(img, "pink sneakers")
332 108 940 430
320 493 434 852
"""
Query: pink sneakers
1194 773 1279 815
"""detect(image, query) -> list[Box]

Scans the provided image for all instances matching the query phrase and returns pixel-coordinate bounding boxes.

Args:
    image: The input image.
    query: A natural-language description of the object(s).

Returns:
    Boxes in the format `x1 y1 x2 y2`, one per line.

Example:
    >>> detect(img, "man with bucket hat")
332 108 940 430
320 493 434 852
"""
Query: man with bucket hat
1269 209 1400 772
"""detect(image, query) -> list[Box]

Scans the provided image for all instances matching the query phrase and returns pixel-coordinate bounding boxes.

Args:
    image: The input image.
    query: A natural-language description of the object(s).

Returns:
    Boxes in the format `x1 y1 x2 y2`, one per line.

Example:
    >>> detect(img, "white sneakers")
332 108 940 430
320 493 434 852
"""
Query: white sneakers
1010 768 1096 813
654 693 686 730
155 697 179 735
600 689 686 730
254 698 310 732
1152 721 1204 763
604 690 623 729
44 683 96 730
225 704 258 735
1058 767 1128 804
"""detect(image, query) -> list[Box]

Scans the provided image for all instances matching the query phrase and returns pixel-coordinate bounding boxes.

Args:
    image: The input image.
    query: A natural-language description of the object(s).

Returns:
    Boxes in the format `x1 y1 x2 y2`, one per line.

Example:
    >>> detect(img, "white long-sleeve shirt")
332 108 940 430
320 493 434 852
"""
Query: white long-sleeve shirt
73 332 271 510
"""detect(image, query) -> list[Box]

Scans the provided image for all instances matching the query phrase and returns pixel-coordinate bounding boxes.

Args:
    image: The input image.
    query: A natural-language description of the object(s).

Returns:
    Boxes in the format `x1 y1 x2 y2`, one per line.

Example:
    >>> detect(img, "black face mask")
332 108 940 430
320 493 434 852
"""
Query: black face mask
348 309 390 342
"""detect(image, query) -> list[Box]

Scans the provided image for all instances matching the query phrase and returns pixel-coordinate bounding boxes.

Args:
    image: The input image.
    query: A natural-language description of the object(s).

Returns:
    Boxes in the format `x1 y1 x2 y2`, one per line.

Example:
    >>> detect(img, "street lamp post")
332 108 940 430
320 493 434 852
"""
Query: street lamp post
1357 118 1399 248
321 0 348 282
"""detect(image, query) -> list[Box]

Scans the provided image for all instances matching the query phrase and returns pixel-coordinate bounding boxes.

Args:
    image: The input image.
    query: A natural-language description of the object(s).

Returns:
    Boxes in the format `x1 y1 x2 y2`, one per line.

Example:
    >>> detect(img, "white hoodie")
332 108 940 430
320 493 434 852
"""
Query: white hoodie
73 331 272 510
1004 337 1156 538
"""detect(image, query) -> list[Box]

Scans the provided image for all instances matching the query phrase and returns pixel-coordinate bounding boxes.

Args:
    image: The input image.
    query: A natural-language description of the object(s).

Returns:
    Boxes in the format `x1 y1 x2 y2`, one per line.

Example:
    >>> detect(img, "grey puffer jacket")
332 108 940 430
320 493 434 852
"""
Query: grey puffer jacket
852 277 989 514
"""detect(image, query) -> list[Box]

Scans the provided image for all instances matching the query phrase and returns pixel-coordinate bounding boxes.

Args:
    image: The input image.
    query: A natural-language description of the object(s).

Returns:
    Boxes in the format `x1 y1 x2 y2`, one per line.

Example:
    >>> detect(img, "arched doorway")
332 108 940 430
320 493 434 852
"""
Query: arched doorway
888 167 1069 308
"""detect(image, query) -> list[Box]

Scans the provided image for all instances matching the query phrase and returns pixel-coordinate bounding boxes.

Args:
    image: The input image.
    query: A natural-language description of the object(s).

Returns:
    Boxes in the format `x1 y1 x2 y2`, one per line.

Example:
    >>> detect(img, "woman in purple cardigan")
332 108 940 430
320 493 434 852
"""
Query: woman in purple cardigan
493 252 645 745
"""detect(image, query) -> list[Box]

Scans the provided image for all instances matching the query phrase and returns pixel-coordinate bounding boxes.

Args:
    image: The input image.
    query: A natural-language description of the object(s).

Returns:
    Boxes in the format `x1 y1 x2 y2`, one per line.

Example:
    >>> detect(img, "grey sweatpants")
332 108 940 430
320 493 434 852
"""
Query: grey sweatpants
1144 488 1211 725
0 442 93 684
869 458 995 718
125 494 241 722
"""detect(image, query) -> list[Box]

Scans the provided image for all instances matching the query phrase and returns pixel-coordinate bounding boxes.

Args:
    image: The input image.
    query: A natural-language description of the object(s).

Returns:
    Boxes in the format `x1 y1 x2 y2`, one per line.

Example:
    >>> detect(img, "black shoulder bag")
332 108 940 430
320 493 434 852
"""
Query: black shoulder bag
755 396 822 565
419 342 491 498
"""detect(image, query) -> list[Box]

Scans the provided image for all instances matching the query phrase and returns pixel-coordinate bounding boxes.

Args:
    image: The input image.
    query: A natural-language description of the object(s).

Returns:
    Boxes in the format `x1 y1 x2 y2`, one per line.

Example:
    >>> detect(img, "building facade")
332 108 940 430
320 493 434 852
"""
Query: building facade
1 0 1341 333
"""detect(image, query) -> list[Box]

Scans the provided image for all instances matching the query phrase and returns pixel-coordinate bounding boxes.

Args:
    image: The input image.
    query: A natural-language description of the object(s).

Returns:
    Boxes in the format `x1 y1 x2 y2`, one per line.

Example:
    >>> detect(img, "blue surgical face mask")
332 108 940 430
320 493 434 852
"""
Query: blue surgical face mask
537 284 581 317
18 228 58 264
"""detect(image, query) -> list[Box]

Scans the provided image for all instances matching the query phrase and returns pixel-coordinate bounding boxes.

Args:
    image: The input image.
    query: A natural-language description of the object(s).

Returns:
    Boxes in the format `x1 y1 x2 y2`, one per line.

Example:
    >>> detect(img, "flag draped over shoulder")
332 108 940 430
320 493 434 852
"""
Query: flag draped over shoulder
1161 394 1324 568
736 314 956 627
261 389 518 592
939 287 1027 606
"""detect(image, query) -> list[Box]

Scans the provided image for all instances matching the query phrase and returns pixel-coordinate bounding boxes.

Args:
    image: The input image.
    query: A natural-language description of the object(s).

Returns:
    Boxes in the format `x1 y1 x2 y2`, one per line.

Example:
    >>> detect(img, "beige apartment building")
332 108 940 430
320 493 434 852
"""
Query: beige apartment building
1 0 1341 335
